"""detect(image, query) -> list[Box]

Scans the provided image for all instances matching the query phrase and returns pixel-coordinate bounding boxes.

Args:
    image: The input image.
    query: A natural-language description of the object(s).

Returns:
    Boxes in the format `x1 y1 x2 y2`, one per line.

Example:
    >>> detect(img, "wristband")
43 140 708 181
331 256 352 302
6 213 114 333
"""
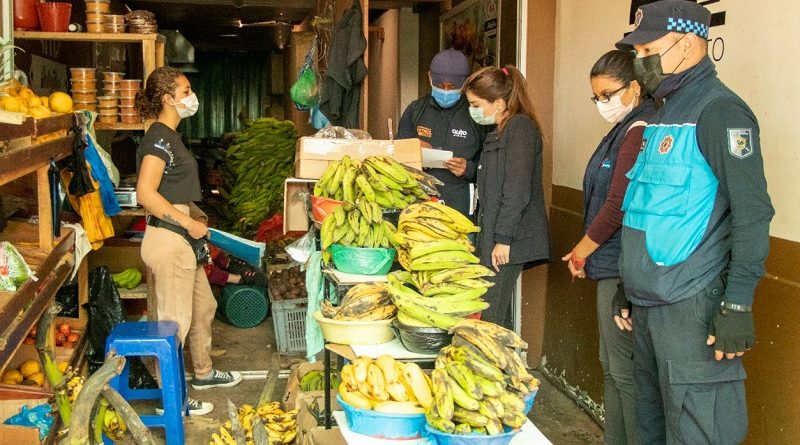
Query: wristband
570 251 586 270
720 301 752 314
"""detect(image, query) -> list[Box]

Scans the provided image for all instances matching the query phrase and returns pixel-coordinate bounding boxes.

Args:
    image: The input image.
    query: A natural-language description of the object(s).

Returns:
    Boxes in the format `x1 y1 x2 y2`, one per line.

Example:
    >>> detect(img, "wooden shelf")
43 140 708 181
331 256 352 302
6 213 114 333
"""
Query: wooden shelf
119 283 148 300
0 113 74 141
0 136 72 185
14 31 165 44
94 122 146 131
0 223 75 375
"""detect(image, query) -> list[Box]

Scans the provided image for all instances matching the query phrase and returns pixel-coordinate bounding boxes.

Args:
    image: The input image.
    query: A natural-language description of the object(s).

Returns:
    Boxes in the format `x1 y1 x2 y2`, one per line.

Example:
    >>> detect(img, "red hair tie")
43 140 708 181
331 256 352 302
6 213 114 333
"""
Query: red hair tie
501 67 509 76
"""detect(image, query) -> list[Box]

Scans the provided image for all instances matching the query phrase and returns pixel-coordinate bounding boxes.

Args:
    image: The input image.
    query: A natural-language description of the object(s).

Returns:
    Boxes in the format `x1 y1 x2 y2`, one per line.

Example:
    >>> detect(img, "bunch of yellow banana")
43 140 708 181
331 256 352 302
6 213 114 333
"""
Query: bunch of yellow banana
314 155 433 208
394 201 480 269
320 199 400 250
320 282 397 321
386 271 490 330
103 407 127 441
66 375 84 403
338 355 433 414
426 319 541 435
211 402 299 445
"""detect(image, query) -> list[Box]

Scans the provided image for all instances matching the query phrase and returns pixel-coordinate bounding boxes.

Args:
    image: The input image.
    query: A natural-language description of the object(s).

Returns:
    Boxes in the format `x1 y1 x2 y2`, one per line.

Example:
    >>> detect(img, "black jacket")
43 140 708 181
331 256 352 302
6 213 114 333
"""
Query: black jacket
397 95 490 217
475 114 551 267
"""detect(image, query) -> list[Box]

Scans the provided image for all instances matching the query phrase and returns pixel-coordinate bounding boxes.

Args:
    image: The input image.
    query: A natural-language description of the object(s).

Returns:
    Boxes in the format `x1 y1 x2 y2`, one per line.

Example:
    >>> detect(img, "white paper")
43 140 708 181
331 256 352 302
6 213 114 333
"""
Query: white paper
421 148 453 169
350 339 437 360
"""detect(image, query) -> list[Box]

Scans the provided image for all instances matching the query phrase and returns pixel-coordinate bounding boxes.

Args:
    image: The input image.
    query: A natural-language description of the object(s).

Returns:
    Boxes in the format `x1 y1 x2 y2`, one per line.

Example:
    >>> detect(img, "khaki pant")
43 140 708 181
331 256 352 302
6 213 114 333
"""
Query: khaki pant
141 205 216 377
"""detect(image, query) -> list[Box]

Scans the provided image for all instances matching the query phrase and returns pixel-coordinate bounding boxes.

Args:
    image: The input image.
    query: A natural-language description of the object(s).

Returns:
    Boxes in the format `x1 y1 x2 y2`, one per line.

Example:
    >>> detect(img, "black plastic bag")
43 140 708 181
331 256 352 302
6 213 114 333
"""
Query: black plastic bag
67 129 95 197
55 282 79 318
84 266 157 389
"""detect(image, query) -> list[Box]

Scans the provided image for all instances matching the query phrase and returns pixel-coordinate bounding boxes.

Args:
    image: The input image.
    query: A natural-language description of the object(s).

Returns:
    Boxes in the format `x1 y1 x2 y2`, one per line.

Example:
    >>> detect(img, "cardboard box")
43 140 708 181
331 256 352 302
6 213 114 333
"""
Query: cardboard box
307 427 346 445
295 138 423 179
296 390 342 445
283 179 316 235
0 424 41 444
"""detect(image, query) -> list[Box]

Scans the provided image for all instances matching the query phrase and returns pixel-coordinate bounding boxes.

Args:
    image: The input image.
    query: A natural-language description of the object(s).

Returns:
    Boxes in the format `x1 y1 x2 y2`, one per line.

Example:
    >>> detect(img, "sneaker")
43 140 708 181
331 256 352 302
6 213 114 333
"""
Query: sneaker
191 369 243 390
155 398 214 416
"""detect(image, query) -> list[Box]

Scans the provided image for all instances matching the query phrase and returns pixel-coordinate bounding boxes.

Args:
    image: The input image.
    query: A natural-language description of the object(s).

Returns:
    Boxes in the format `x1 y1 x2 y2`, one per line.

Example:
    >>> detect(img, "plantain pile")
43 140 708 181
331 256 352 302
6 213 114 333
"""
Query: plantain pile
319 282 397 321
320 199 400 250
339 355 433 414
299 369 341 392
427 319 540 436
210 401 298 445
225 118 298 235
314 155 433 209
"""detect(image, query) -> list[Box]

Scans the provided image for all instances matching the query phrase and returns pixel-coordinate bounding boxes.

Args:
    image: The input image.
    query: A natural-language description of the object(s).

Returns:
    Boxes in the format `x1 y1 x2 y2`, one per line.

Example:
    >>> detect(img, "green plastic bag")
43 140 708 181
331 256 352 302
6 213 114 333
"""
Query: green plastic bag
0 241 34 291
329 244 396 276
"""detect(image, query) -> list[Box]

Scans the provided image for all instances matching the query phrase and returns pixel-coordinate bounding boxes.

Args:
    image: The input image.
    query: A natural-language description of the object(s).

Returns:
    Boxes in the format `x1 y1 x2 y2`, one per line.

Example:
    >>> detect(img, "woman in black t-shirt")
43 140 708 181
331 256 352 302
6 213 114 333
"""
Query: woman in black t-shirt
136 67 241 416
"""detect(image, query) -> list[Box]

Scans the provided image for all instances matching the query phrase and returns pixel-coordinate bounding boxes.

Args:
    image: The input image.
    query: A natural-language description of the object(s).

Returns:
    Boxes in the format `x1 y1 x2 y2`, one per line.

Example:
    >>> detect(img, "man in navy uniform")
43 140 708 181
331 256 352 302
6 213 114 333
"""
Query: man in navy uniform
613 1 774 443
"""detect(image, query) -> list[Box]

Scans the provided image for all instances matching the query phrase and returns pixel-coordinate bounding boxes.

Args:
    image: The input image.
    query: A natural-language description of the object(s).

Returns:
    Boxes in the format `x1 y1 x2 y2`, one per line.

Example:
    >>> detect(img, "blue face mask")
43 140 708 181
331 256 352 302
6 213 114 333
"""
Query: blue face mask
469 106 496 125
431 84 462 108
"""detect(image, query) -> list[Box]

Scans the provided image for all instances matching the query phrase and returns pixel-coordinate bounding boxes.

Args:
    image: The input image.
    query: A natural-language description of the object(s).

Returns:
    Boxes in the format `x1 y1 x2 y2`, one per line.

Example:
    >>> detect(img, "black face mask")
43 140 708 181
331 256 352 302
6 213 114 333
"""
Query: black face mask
633 35 687 96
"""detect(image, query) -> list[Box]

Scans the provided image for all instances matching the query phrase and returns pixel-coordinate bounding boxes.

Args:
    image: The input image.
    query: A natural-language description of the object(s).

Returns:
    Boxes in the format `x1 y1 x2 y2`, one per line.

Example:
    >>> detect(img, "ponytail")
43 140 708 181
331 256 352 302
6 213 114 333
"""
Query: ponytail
462 65 542 133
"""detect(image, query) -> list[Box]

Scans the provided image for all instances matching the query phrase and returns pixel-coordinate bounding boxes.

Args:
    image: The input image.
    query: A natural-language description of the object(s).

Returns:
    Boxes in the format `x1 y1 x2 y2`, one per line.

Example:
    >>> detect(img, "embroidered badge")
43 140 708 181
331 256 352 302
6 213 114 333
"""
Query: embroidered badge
417 125 432 139
727 128 753 159
658 135 674 155
634 8 644 29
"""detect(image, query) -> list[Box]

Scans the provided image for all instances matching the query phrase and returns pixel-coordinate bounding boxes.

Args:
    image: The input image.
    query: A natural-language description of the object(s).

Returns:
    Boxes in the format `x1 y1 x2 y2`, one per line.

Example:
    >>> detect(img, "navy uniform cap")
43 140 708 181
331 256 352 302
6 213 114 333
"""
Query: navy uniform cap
430 49 470 88
616 0 711 50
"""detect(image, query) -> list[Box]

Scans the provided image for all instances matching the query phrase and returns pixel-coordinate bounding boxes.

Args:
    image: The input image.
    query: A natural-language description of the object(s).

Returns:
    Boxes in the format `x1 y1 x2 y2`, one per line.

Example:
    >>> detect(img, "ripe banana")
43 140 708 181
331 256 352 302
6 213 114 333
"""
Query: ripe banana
426 409 456 434
446 361 483 400
447 374 480 411
401 363 433 409
452 407 489 427
373 401 425 414
453 319 529 349
431 368 454 421
429 265 496 284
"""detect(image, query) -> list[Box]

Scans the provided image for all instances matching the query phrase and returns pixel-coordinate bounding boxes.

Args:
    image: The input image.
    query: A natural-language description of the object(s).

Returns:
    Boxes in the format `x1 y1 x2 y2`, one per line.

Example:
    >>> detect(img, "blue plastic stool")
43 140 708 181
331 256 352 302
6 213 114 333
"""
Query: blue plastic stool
104 321 188 445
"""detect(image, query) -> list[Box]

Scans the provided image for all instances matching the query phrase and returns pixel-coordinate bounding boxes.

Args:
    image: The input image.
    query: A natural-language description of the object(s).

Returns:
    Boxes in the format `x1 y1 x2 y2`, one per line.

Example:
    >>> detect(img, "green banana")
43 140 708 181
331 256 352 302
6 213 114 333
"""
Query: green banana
410 250 480 266
474 375 503 398
454 423 472 435
426 409 455 433
334 205 346 227
447 375 480 411
451 407 489 427
355 175 376 202
446 362 483 400
409 240 470 260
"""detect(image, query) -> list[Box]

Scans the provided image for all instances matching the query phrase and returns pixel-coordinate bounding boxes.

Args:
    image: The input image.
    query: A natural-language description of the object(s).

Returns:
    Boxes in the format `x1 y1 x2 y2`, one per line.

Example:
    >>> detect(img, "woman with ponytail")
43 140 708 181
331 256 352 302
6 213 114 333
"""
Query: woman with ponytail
462 65 551 330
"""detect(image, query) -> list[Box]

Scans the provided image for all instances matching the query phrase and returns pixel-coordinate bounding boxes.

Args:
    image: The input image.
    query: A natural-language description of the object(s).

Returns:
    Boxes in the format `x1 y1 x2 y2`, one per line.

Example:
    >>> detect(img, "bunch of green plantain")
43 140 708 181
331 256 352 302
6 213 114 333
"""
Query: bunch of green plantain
225 118 298 235
319 282 398 321
299 370 341 392
313 155 434 209
320 199 400 250
427 319 541 436
111 268 142 290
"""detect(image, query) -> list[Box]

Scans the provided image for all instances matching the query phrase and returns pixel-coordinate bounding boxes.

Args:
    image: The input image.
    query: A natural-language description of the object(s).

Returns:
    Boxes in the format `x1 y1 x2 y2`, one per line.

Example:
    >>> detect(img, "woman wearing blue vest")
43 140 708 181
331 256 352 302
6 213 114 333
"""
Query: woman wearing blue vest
562 50 656 445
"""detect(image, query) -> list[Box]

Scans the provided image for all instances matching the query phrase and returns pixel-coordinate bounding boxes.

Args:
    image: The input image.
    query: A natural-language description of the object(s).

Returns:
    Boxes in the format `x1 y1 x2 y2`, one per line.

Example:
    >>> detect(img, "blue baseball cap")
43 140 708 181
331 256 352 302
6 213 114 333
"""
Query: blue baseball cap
616 0 711 50
430 49 470 87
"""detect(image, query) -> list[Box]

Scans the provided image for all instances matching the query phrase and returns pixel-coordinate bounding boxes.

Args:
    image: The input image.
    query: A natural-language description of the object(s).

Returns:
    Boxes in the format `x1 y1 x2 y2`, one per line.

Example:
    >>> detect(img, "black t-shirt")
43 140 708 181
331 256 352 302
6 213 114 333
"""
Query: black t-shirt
136 122 202 204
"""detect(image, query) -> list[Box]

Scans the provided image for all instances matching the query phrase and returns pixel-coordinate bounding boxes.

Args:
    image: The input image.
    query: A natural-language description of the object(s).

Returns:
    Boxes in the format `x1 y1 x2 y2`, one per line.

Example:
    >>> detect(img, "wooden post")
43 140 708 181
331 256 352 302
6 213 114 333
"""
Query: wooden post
142 39 157 81
155 39 165 69
360 0 369 131
77 259 89 324
36 165 53 250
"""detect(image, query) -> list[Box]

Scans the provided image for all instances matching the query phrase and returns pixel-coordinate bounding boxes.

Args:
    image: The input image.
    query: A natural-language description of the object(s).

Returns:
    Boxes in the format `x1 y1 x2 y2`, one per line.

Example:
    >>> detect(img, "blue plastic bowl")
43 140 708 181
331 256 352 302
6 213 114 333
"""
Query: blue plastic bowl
337 394 427 439
424 424 518 445
523 390 538 415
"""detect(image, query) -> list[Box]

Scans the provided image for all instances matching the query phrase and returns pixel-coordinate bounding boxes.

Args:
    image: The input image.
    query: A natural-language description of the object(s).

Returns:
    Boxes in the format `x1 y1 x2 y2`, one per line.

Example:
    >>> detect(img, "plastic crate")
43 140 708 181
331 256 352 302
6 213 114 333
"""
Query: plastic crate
269 292 308 354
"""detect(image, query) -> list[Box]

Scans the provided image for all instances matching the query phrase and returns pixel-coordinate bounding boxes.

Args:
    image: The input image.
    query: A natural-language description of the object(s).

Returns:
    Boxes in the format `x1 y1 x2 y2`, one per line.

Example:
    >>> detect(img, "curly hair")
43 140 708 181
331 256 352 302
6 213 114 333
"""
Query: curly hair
135 66 183 119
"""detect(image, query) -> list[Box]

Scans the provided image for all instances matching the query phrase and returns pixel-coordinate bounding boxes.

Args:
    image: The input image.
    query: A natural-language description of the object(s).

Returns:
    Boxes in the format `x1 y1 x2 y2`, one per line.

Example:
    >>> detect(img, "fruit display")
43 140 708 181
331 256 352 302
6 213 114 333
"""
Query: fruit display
299 369 341 392
112 267 143 289
426 319 540 436
319 282 397 321
0 81 73 117
225 118 298 235
268 266 307 301
320 198 400 250
313 155 433 209
55 321 81 348
22 323 38 345
2 359 45 387
338 355 433 413
208 401 298 445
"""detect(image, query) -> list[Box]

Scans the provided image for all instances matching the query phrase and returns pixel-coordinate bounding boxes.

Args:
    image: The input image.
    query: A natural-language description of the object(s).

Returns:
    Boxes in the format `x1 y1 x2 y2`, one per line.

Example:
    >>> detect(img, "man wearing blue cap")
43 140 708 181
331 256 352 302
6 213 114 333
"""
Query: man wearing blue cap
613 1 773 443
397 49 490 217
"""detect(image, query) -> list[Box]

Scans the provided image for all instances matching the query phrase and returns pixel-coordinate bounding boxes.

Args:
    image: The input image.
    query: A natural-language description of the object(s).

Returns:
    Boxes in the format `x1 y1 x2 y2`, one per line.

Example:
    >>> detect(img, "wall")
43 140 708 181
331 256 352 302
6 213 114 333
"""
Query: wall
398 8 419 113
537 0 800 442
367 10 400 139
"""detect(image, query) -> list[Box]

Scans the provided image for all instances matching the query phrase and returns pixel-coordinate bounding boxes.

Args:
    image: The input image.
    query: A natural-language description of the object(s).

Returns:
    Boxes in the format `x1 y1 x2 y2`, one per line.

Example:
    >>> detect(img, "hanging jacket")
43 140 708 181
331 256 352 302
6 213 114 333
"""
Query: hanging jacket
620 58 774 307
582 99 656 280
319 0 367 128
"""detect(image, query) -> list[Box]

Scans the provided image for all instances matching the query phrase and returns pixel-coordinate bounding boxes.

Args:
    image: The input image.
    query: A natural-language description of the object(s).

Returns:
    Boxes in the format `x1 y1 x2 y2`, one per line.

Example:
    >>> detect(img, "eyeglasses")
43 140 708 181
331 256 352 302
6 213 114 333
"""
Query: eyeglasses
590 84 628 104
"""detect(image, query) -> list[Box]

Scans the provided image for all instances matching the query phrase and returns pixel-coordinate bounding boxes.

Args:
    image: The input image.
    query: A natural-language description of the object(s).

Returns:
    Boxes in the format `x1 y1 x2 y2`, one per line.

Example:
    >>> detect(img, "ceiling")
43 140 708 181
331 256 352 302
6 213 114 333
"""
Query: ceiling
127 0 317 52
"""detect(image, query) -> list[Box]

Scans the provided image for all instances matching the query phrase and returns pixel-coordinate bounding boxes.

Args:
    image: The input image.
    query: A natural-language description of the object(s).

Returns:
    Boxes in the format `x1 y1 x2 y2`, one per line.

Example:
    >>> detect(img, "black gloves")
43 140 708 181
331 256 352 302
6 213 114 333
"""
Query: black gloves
708 308 755 354
612 281 631 318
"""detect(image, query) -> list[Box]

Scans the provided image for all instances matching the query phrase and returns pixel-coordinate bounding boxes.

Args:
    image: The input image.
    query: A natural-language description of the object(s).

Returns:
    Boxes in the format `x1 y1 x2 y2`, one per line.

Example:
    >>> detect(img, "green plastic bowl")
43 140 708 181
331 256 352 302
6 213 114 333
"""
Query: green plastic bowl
329 244 396 275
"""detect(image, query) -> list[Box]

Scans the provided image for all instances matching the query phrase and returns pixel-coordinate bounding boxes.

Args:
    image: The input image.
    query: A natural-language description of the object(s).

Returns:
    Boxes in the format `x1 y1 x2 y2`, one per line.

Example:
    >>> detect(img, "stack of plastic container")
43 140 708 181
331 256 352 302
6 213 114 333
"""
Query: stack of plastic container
119 79 142 124
85 0 110 33
96 95 118 125
70 68 97 111
103 14 126 34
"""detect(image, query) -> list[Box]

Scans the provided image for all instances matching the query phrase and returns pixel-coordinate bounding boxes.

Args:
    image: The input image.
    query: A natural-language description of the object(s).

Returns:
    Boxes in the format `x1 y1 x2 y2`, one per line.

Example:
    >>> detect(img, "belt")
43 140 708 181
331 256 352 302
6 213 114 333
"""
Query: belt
146 215 189 238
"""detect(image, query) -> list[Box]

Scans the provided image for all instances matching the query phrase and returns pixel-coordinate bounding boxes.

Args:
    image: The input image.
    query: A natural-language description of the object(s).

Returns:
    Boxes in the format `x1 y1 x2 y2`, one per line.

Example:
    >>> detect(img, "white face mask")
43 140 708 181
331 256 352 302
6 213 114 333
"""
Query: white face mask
595 90 634 123
171 93 199 119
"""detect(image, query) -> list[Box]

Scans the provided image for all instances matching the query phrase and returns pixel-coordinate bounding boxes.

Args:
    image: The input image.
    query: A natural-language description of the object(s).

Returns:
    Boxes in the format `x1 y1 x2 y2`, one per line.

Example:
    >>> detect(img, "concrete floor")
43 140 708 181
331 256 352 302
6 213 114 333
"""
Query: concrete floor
114 316 604 444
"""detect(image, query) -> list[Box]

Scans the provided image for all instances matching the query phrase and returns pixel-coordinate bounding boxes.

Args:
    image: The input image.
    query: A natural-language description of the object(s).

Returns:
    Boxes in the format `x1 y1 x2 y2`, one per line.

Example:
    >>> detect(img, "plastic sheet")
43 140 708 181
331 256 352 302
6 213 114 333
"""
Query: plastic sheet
2 403 53 440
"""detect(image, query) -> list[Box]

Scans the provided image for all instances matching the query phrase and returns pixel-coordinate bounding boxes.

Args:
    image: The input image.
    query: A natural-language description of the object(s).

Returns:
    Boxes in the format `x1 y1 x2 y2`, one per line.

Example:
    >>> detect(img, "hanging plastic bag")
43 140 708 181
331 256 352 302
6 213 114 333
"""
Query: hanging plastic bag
290 45 320 111
310 104 331 130
285 225 317 265
0 241 35 292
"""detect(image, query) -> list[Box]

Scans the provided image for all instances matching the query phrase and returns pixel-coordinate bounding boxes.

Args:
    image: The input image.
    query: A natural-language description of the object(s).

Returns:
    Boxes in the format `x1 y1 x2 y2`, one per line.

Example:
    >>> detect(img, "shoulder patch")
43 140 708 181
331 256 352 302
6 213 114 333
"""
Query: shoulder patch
658 135 674 155
727 128 753 159
417 125 432 139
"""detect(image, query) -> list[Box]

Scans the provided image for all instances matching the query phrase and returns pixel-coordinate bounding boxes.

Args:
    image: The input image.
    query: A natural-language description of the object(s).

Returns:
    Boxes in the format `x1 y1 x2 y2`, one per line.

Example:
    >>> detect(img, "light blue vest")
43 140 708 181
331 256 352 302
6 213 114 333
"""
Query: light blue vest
621 122 718 266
